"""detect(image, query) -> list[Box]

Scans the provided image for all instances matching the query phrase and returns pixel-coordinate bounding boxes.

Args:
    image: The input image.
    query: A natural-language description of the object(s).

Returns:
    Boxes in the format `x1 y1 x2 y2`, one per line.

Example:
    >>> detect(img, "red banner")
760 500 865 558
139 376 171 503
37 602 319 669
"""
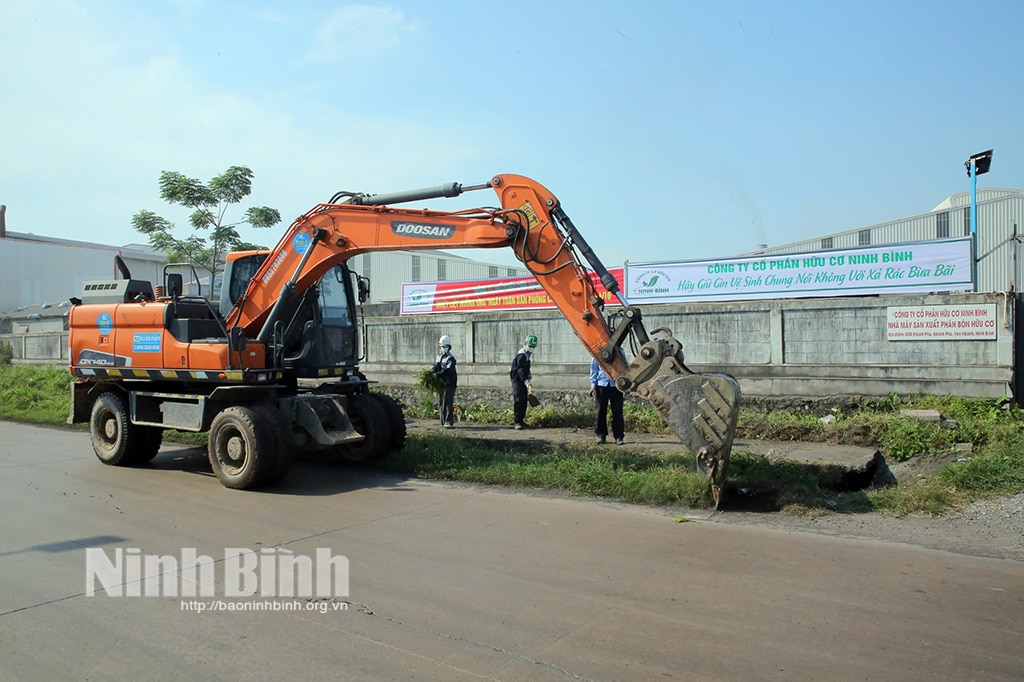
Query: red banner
400 268 625 314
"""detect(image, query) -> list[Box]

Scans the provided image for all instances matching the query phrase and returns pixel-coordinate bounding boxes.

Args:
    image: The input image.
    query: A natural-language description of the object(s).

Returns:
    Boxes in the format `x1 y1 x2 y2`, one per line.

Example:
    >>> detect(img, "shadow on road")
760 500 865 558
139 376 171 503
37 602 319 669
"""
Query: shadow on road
146 445 415 497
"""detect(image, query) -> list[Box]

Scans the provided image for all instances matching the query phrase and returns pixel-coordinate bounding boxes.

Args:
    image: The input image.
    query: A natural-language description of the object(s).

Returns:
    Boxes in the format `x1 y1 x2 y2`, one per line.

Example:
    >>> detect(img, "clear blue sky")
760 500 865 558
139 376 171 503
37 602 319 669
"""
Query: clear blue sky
3 1 1022 270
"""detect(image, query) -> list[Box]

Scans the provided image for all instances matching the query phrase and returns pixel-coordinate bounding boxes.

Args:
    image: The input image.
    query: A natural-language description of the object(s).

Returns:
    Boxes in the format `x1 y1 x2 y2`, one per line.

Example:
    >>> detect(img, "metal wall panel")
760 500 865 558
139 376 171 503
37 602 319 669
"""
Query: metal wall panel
0 238 163 312
749 193 1024 293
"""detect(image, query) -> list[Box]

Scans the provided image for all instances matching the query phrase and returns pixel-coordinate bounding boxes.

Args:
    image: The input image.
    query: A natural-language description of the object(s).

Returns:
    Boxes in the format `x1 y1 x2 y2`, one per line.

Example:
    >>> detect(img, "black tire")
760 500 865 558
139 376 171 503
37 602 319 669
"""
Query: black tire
251 403 293 486
90 392 159 467
337 393 390 462
207 406 276 489
125 427 163 464
371 393 407 452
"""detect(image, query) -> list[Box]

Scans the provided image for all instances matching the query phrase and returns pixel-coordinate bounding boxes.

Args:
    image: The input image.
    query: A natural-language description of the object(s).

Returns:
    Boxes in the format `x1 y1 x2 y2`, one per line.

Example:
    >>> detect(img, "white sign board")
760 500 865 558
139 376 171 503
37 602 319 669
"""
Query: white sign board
886 304 998 340
625 238 972 303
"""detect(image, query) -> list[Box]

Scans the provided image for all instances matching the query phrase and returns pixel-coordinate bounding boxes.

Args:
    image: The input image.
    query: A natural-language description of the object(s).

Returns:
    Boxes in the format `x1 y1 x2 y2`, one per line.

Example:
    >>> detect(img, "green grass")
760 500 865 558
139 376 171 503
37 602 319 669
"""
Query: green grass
0 341 13 366
0 365 73 424
736 394 1024 462
381 434 714 508
858 431 1024 516
3 364 1022 514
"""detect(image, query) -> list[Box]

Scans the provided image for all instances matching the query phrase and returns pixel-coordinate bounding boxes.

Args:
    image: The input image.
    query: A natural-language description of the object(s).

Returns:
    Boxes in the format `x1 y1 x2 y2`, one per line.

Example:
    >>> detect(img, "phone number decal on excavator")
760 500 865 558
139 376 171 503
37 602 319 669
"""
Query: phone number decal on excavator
132 333 162 353
261 250 289 284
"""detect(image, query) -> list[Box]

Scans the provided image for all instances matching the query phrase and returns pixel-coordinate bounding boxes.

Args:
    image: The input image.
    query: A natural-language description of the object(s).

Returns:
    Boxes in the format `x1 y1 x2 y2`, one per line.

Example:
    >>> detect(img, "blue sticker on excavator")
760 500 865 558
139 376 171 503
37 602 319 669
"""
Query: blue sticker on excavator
97 312 113 334
132 333 161 353
293 232 312 254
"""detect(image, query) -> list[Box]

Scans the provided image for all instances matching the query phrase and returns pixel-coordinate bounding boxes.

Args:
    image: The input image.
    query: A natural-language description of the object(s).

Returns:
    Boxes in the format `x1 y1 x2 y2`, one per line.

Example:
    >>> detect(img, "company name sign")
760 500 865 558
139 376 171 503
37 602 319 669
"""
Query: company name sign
626 238 972 304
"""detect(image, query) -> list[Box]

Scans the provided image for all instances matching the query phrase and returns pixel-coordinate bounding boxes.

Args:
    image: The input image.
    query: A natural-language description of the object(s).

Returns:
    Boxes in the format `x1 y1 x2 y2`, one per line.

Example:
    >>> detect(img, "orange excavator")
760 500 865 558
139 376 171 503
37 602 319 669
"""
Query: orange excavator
68 174 740 499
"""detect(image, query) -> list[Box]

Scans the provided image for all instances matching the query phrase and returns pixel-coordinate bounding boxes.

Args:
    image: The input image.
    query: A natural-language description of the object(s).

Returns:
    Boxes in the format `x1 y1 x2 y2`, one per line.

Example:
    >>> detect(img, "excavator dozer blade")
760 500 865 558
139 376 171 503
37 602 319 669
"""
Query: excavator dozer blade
646 371 740 505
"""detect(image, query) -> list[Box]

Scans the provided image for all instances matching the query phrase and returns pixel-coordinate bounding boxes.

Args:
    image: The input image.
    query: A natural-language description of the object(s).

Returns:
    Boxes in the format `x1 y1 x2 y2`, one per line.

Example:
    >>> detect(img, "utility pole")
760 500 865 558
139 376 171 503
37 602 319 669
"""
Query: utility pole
964 149 993 290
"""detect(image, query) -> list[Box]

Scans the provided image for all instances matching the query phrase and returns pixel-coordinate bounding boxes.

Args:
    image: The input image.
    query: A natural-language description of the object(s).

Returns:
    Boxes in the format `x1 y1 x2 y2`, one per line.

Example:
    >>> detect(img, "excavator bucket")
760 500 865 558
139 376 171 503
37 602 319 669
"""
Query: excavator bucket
647 372 740 501
624 335 741 506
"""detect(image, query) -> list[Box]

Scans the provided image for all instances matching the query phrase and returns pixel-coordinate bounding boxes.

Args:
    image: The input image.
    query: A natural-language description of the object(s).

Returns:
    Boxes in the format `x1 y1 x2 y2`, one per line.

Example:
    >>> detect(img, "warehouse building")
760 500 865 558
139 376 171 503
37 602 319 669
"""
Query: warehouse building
4 189 1020 314
746 188 1024 293
0 222 527 328
0 231 165 317
346 251 527 304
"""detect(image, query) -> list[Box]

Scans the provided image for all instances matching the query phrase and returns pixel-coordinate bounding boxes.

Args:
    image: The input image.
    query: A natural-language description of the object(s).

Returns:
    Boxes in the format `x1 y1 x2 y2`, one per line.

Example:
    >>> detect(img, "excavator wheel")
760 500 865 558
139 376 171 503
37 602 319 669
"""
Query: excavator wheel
207 406 277 489
336 393 390 462
251 403 294 486
89 391 162 467
370 392 407 452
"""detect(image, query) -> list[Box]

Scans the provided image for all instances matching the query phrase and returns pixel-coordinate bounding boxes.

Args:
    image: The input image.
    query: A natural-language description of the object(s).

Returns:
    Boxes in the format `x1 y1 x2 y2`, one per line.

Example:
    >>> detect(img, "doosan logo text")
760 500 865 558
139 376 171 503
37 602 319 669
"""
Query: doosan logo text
391 222 456 239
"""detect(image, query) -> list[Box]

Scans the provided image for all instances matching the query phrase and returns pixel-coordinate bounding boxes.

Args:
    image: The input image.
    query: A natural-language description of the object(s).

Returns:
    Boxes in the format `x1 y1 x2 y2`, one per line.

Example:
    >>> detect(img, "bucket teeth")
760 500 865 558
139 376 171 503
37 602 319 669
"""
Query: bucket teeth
647 371 740 503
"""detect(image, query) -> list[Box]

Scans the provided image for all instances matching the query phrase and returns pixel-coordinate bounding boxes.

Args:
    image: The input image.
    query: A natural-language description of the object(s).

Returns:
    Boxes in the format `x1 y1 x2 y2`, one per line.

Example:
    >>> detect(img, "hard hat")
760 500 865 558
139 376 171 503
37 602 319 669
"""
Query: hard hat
525 334 538 348
438 335 452 347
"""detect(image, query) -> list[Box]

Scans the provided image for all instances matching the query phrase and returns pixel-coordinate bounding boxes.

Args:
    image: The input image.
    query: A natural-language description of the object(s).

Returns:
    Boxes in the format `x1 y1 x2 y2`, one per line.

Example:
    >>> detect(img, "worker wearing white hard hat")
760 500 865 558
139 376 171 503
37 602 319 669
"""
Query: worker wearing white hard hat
432 335 457 428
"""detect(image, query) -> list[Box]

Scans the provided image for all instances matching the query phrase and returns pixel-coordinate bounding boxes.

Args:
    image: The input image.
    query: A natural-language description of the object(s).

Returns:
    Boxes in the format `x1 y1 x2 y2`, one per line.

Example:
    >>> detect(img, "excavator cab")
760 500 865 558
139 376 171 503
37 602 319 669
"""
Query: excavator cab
221 252 361 376
290 262 359 372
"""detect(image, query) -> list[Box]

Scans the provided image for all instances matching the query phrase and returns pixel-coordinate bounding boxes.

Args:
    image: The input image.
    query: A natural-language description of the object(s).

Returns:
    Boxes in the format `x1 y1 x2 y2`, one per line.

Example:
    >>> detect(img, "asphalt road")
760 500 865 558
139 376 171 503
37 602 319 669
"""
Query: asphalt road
1 421 1021 681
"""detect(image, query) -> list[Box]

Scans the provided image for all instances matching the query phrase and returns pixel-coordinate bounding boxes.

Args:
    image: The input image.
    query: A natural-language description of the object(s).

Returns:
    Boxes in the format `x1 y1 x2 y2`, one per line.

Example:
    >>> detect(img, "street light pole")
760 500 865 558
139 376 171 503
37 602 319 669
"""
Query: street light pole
964 149 993 291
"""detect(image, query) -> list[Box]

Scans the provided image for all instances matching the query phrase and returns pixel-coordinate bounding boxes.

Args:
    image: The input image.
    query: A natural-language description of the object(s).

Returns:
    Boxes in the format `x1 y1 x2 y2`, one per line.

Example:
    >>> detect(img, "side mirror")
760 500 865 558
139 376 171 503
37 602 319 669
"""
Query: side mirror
357 276 370 304
166 273 183 299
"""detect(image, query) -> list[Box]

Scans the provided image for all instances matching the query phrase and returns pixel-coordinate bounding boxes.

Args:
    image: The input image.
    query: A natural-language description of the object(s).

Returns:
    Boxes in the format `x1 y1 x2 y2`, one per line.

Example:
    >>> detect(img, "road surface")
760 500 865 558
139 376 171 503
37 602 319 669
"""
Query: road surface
1 421 1021 681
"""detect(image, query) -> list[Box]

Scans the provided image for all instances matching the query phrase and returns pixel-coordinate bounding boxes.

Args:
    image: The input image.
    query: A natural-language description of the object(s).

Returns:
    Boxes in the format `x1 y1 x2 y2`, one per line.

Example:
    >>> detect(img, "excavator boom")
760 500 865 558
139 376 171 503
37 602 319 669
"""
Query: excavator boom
229 174 740 498
67 173 738 498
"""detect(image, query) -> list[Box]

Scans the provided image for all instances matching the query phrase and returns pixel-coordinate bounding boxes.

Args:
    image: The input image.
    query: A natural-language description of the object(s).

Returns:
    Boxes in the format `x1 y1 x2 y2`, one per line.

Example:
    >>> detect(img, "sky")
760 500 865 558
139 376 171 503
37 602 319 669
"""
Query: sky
2 0 1023 271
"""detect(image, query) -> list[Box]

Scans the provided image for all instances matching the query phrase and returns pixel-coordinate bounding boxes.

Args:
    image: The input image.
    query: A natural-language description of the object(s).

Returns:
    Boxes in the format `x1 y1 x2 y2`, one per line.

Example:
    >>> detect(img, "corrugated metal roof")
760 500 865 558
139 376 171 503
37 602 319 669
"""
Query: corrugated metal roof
2 231 166 260
930 188 1022 211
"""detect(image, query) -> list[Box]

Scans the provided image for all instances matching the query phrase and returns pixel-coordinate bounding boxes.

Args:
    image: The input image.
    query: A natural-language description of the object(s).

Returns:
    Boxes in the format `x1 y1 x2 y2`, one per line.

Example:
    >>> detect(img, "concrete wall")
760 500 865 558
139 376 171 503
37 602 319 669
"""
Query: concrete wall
4 292 1015 402
358 292 1016 400
0 332 68 364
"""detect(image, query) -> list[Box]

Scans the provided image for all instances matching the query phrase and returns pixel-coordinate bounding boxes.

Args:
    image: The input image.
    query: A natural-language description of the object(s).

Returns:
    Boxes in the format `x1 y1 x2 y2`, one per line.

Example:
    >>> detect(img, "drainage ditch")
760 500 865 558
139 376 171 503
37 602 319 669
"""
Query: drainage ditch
719 451 895 512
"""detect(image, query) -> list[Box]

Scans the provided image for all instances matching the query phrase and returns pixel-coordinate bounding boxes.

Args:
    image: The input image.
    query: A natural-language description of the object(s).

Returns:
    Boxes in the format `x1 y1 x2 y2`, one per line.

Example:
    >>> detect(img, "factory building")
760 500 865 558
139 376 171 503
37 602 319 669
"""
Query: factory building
3 188 1019 331
746 188 1024 294
345 251 527 304
0 220 527 328
0 231 165 318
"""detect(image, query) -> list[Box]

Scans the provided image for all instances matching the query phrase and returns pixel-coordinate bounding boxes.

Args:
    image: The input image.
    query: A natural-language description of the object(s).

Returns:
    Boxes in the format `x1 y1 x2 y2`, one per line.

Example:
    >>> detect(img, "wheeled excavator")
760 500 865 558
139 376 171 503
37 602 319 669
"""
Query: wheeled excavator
67 174 740 500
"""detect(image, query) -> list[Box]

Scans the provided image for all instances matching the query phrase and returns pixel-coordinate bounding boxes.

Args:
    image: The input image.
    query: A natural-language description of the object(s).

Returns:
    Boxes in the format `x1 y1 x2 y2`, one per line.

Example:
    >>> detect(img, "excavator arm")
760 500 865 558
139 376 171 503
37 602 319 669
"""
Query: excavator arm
228 174 740 499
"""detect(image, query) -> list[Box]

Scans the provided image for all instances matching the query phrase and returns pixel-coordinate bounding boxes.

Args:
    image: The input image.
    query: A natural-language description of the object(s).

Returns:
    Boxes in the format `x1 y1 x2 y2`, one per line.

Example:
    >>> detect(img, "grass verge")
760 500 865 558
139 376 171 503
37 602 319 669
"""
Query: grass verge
3 365 1022 514
0 365 73 425
380 434 715 508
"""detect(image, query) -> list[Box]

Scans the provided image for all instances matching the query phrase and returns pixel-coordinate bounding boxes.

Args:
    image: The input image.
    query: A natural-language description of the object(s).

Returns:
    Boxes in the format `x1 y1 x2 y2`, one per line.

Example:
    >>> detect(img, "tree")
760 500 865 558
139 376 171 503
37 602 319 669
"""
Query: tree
132 166 281 294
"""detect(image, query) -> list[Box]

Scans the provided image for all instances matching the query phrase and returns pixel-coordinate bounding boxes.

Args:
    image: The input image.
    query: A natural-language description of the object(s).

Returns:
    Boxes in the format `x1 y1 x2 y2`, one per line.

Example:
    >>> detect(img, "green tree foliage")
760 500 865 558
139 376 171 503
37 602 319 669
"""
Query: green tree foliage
132 166 281 291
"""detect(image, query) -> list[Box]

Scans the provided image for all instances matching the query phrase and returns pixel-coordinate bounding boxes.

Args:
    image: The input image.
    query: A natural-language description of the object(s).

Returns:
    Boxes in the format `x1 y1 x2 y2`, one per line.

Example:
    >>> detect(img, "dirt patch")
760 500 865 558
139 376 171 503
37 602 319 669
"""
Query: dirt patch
887 450 964 482
407 419 1024 562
